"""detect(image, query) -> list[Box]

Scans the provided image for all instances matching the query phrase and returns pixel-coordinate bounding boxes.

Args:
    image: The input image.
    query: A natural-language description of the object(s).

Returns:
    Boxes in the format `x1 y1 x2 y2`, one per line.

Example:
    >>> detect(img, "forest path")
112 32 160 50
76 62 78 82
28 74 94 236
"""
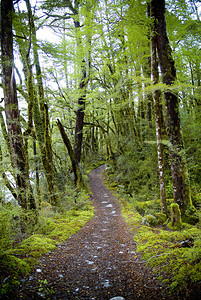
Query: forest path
16 165 169 300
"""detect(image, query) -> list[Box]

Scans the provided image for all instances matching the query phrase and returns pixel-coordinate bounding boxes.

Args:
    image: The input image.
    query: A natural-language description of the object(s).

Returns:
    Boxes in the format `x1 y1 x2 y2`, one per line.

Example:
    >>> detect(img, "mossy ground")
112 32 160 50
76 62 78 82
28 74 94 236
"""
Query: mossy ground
103 171 201 295
0 199 94 296
122 201 201 292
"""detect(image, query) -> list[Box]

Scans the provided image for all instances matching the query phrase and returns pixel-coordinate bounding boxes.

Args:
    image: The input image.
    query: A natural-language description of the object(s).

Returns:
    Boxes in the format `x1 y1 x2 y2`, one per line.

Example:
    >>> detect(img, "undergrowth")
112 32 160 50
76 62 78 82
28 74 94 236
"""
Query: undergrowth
0 195 94 296
122 202 201 293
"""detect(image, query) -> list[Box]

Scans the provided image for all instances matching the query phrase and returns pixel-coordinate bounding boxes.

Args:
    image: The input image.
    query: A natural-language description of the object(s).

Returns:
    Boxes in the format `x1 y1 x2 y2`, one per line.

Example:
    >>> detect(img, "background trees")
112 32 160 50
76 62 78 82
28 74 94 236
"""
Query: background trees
0 0 201 220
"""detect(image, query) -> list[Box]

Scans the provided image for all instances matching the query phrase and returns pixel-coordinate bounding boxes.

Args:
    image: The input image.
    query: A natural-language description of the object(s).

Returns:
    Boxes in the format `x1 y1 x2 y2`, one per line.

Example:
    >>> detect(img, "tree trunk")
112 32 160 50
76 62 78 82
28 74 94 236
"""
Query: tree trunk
63 1 89 163
150 0 191 215
1 0 36 211
74 62 87 163
25 0 59 206
33 139 41 205
171 203 182 229
57 119 84 190
151 29 167 215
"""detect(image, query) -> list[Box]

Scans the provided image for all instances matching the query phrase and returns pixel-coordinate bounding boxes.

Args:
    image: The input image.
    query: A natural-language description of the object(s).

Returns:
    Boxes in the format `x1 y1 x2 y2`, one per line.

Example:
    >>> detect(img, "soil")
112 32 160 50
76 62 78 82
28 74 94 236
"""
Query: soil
4 165 197 299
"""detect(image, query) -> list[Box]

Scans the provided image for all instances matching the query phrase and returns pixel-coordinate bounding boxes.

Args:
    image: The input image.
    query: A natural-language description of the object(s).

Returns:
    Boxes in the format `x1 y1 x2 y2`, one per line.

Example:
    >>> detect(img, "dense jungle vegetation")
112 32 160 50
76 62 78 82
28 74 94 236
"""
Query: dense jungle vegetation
0 0 201 296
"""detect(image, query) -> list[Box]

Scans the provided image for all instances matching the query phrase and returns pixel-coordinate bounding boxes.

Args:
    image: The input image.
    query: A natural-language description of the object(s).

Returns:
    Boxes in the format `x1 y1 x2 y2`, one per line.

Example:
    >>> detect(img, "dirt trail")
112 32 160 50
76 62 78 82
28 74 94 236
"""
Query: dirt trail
14 165 170 299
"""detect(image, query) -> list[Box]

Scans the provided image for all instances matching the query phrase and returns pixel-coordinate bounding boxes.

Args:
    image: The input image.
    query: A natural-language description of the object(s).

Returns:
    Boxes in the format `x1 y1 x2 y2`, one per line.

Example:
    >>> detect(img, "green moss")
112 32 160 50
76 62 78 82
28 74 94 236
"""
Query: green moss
122 204 201 293
9 235 57 258
0 255 31 296
170 203 183 230
142 214 158 226
85 160 106 174
154 212 167 224
184 205 199 224
134 198 173 215
48 206 94 242
1 199 94 296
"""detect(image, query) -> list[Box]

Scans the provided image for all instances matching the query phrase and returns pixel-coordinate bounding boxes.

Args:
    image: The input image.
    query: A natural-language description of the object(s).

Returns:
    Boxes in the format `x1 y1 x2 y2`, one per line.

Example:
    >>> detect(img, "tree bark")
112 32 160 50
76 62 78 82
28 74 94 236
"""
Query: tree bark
150 0 191 215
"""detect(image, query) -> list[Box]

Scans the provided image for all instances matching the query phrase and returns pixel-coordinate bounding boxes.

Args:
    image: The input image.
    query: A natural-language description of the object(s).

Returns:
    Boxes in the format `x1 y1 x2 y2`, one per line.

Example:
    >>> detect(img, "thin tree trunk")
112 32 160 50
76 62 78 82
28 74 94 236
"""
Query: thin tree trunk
33 139 41 205
57 119 84 190
150 0 191 215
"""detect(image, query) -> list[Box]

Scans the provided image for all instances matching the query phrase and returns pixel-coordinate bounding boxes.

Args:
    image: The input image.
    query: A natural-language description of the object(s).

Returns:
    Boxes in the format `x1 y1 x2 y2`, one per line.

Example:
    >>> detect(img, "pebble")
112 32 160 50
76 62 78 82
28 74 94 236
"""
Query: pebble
106 204 113 207
36 269 42 273
102 279 110 287
109 297 125 300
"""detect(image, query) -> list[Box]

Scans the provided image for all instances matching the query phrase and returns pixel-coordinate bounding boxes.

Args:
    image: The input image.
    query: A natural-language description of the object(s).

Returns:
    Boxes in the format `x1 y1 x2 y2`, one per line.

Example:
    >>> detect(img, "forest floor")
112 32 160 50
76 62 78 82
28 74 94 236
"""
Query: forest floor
8 165 186 299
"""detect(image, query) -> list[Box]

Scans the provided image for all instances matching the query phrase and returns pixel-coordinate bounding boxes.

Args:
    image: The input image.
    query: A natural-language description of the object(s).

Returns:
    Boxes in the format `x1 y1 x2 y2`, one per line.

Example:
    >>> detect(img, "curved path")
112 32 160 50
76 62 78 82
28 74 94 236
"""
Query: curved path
16 165 169 299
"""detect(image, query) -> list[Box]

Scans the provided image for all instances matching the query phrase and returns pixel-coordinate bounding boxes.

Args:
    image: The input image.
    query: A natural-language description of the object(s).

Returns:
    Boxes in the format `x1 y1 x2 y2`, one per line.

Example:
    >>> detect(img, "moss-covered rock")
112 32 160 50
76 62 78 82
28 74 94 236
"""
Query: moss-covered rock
142 213 167 227
122 205 201 294
142 214 158 226
154 212 167 225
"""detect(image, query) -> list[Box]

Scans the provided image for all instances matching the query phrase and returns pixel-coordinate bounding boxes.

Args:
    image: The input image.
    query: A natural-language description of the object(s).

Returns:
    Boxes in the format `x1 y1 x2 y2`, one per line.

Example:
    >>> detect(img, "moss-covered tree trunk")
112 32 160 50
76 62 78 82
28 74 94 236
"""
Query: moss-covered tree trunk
171 203 182 230
151 24 167 215
150 0 191 215
1 0 36 211
25 0 60 206
26 59 59 206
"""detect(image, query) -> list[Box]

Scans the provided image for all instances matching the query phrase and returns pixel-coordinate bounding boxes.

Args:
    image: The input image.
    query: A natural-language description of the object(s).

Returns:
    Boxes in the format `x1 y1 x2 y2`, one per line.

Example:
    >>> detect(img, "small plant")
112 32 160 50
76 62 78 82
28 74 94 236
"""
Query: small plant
37 279 55 297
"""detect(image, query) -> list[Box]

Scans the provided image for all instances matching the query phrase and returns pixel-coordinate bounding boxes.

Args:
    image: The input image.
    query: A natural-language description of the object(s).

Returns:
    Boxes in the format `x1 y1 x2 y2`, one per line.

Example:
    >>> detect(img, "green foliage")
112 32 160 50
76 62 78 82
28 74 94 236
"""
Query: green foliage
84 155 106 174
0 204 21 256
37 278 55 296
184 205 199 225
133 198 173 215
105 137 161 201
